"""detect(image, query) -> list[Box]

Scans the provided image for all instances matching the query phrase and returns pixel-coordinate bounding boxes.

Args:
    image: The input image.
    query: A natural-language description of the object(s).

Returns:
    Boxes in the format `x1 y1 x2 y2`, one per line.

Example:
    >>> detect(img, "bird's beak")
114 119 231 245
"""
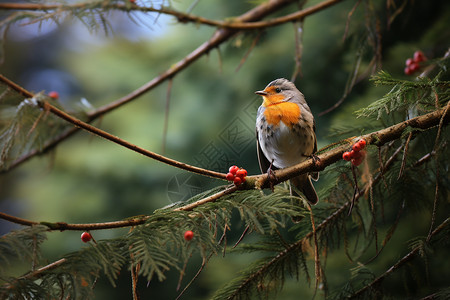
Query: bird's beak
255 90 268 96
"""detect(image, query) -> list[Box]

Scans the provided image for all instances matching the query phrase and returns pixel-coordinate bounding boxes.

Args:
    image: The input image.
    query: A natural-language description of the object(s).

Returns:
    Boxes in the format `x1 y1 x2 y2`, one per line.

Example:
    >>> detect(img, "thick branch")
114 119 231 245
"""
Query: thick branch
251 106 450 189
0 187 237 231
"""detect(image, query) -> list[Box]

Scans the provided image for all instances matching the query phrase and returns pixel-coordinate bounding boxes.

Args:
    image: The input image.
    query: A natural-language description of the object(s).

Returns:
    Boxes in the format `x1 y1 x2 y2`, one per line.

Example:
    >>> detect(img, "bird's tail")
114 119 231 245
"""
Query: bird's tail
290 174 318 205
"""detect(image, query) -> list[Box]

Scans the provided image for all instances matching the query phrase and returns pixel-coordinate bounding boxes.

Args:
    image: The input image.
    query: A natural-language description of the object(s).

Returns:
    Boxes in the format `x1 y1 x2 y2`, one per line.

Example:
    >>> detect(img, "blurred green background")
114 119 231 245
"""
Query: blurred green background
1 0 449 298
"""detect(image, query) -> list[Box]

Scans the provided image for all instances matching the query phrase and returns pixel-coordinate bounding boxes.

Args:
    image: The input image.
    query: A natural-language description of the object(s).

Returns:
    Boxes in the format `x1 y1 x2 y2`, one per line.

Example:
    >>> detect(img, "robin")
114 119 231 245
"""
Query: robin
255 78 319 205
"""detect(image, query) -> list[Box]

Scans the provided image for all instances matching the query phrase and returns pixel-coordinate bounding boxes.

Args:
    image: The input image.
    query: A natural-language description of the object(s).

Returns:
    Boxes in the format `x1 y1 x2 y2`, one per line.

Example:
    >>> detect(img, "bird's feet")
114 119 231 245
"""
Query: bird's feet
310 153 321 166
267 160 277 192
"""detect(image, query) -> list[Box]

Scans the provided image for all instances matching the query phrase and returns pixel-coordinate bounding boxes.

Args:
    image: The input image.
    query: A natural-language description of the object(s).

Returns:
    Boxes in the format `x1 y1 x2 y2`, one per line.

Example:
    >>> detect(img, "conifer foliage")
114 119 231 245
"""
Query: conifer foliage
1 0 449 299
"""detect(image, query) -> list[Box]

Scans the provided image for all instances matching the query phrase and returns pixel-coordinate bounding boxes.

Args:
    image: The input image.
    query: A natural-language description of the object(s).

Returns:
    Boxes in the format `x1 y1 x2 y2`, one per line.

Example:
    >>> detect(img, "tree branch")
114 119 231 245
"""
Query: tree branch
0 0 343 30
0 74 33 98
0 211 38 226
174 185 237 211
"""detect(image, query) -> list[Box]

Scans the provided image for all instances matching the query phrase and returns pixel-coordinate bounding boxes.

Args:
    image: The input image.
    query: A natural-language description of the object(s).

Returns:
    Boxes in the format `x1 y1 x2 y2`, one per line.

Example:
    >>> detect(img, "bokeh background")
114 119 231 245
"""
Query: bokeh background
1 0 449 298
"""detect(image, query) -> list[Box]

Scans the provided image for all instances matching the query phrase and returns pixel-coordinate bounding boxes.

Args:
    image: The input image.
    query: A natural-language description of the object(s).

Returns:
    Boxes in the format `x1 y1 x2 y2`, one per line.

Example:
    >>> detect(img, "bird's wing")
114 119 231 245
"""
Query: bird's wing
256 130 273 174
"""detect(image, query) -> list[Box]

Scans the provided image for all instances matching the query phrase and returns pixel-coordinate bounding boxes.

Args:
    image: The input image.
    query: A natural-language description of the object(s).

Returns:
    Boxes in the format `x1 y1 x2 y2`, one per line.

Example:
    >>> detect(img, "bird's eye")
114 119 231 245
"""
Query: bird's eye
275 88 282 93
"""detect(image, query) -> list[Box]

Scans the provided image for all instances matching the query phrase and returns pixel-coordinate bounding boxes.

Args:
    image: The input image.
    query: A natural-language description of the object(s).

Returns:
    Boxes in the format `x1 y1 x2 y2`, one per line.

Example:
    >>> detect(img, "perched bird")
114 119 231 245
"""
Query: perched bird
255 78 319 205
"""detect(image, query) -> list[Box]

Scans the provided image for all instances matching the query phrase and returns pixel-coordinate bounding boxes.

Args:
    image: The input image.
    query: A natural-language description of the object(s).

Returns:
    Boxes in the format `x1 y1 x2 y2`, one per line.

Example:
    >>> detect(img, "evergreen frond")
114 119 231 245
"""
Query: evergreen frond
356 71 449 119
0 225 47 271
0 89 87 170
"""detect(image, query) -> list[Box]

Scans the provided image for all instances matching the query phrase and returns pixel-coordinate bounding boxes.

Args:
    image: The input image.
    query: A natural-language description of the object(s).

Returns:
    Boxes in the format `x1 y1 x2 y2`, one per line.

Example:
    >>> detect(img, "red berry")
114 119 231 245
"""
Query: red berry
343 151 352 161
351 157 364 166
405 58 413 66
352 142 362 152
413 50 426 63
351 150 367 166
226 172 235 181
358 139 367 149
229 165 239 175
48 91 59 99
81 232 92 243
404 66 413 75
236 168 247 178
184 230 194 241
409 62 420 73
350 150 362 159
233 176 242 186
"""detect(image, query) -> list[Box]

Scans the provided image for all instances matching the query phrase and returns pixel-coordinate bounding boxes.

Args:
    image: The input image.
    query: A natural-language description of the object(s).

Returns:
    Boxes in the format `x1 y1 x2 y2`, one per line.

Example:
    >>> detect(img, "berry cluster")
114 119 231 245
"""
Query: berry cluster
226 165 247 186
404 51 427 75
342 139 367 166
81 232 92 243
184 230 194 241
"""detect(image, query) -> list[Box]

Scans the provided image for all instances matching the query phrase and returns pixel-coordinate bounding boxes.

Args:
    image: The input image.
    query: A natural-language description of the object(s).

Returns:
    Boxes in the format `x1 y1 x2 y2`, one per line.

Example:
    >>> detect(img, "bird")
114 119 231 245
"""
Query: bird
255 78 319 205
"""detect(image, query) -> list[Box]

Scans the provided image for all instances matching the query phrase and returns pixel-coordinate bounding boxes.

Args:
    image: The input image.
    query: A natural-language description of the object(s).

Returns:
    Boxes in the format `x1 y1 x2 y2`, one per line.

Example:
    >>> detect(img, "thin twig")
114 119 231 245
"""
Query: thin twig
343 0 361 41
364 198 405 264
318 43 364 116
175 255 212 300
307 203 321 293
162 78 173 155
0 0 344 30
397 131 412 179
348 164 360 215
174 185 237 211
176 253 193 291
291 19 304 81
427 101 449 241
17 258 66 281
235 32 262 72
233 225 251 248
368 179 378 254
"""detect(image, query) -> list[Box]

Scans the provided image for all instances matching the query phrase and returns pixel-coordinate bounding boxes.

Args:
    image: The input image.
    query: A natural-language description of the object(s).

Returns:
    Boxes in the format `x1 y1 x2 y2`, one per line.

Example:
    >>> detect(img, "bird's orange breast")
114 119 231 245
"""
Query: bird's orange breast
263 102 301 128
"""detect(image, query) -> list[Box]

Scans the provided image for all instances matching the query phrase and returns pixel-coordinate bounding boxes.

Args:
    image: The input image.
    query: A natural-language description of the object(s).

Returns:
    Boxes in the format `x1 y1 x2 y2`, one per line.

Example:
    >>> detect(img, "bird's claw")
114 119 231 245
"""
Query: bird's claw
266 161 277 192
